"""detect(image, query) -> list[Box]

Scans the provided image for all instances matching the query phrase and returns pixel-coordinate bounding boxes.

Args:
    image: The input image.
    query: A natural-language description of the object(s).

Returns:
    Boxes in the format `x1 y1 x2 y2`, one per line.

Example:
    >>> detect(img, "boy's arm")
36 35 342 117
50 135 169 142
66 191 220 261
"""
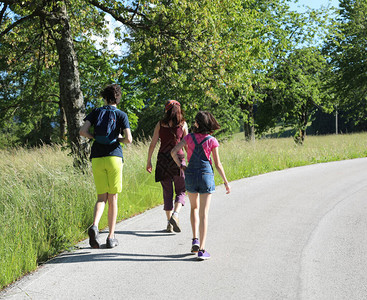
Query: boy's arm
79 120 94 139
118 128 133 144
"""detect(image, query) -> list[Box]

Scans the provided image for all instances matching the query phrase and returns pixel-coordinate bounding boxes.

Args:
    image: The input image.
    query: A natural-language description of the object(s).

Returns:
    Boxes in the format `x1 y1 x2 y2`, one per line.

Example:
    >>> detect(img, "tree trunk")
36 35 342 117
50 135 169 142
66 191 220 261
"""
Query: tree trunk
48 2 89 166
294 110 307 145
59 102 67 141
243 102 255 142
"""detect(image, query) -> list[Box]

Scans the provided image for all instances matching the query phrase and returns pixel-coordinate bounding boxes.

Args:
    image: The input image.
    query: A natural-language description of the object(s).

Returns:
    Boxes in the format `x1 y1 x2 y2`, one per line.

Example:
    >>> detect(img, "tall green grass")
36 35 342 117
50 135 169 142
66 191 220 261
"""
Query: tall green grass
0 142 161 289
1 133 367 289
217 133 367 184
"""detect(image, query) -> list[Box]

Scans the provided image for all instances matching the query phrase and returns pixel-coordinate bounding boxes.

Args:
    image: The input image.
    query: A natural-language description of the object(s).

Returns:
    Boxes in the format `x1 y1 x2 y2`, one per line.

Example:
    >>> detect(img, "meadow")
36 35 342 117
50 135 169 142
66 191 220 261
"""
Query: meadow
1 132 367 289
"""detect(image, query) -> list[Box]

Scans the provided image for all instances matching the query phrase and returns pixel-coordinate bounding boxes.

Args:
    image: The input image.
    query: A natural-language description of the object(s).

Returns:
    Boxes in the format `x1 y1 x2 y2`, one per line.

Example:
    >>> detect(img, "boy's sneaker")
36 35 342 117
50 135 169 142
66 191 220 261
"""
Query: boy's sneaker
191 238 200 253
166 223 174 233
169 215 181 233
197 249 211 261
106 237 119 248
88 225 100 249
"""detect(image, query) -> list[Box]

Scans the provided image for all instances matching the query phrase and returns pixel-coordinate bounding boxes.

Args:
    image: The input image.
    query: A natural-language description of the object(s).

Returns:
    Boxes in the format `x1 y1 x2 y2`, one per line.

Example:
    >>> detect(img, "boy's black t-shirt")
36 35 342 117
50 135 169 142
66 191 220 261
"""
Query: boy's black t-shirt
84 105 130 160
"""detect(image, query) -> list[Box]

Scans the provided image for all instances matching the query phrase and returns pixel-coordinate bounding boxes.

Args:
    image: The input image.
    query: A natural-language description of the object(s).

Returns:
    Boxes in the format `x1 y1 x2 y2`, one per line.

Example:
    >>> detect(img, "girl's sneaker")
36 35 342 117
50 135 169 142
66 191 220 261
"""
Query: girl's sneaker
197 249 210 261
191 238 200 253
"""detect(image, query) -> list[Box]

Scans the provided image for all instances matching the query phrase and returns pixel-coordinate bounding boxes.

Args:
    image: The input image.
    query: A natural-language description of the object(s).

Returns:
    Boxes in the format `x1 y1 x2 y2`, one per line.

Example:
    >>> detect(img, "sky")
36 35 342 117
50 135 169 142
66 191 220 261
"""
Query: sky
289 0 339 11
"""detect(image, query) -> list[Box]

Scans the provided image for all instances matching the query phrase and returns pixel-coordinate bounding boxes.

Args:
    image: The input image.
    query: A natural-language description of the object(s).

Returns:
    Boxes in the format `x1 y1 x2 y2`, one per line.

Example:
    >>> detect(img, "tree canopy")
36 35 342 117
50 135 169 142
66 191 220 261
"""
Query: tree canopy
1 0 365 151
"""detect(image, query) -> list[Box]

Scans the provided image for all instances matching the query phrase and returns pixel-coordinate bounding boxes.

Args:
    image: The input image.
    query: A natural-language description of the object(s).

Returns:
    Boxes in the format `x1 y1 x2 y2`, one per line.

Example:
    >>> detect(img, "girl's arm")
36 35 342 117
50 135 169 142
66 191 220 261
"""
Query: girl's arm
146 122 160 173
212 146 231 194
171 139 187 170
79 120 94 139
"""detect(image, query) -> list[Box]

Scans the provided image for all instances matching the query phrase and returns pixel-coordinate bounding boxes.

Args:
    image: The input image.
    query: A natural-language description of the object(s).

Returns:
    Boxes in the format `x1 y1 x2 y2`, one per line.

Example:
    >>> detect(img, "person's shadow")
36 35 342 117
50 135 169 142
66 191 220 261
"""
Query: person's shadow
114 230 174 237
46 230 197 264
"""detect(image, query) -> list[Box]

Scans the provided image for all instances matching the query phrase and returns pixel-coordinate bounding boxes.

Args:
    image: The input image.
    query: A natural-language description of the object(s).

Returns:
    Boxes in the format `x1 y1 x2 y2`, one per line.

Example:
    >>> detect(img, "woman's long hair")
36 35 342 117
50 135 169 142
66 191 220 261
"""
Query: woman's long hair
161 100 185 127
192 111 220 134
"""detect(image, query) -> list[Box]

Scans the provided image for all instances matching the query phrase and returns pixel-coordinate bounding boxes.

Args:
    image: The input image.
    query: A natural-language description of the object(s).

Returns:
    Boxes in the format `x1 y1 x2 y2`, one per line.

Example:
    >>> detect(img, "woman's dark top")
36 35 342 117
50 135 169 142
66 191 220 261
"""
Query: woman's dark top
155 123 185 182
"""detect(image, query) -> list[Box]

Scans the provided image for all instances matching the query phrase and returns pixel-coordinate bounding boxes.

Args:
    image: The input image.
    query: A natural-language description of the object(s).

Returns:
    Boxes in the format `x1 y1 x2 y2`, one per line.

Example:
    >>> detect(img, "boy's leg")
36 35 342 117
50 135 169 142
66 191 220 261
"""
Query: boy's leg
93 193 108 226
107 193 118 239
198 193 212 250
89 193 107 249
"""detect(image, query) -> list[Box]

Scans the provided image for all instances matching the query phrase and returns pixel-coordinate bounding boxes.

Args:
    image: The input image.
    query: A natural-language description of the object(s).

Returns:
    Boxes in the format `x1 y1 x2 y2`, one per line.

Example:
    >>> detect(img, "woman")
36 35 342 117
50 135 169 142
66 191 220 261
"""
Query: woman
146 100 188 233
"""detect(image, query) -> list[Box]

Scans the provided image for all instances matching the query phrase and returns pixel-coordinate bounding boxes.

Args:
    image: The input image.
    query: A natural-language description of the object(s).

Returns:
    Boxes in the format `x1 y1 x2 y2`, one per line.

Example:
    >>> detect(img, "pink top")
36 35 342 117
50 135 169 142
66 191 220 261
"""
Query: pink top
184 133 219 164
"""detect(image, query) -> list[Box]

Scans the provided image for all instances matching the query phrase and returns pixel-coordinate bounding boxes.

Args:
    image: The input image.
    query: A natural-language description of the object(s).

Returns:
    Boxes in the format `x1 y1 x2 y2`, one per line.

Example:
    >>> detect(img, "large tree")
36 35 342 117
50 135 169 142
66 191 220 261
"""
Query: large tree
0 0 106 159
256 47 331 144
323 0 367 129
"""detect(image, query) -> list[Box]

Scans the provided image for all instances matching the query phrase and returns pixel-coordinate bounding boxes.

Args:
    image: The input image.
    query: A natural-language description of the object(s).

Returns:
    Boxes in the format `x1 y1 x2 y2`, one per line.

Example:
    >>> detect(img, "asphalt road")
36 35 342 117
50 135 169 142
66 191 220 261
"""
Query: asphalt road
2 158 367 300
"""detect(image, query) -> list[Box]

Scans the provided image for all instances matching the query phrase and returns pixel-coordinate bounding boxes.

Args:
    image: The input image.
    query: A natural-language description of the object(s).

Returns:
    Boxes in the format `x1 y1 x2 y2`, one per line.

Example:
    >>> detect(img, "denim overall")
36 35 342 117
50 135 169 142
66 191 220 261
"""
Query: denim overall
185 133 215 194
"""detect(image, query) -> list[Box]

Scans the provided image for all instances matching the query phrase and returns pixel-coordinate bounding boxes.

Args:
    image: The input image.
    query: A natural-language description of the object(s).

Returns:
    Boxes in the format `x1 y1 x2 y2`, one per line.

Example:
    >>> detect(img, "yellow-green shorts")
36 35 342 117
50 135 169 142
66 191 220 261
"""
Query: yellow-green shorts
92 156 123 195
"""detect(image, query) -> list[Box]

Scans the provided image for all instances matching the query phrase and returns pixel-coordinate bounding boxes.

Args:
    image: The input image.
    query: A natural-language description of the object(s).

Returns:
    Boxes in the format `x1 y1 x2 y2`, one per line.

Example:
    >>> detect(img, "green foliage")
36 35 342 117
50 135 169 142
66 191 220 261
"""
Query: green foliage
323 0 367 128
0 0 142 148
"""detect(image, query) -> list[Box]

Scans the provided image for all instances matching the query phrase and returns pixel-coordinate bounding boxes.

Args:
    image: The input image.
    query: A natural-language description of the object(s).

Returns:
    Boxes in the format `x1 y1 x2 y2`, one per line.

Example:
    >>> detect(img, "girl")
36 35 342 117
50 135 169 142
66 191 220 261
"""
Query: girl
171 111 231 260
80 84 132 249
146 100 188 232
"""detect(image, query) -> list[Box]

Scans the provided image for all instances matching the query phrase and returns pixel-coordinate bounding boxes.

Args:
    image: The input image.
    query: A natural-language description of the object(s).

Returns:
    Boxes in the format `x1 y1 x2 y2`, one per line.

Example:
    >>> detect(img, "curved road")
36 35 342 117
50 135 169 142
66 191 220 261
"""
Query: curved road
2 158 367 299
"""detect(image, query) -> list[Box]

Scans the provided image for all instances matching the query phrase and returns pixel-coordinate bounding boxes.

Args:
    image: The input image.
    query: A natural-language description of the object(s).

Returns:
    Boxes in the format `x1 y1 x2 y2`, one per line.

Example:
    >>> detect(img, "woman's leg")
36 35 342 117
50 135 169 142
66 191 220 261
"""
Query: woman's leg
188 192 199 239
107 193 118 239
161 178 174 220
173 174 185 214
198 193 212 250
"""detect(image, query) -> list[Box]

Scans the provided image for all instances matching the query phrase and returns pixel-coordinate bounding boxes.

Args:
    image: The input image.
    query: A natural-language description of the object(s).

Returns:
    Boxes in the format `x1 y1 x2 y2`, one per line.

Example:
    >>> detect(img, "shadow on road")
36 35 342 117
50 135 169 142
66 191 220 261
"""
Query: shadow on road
47 251 195 264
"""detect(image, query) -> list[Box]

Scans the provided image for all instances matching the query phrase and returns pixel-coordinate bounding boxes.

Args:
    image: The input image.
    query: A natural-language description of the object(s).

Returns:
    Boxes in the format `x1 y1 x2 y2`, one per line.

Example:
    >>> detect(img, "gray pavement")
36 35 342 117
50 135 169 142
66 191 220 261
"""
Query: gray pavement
1 158 367 299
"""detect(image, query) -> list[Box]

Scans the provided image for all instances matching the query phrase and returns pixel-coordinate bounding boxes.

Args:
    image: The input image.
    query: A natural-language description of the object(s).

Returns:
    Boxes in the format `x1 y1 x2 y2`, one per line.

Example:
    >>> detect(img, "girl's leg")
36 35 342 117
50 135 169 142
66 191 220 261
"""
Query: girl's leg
187 192 199 239
107 193 118 239
93 193 108 227
198 193 212 250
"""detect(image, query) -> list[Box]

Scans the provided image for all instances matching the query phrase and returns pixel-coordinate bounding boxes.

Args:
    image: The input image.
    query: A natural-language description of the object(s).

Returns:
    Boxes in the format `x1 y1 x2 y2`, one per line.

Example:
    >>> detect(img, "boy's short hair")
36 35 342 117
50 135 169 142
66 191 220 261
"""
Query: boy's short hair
101 84 122 105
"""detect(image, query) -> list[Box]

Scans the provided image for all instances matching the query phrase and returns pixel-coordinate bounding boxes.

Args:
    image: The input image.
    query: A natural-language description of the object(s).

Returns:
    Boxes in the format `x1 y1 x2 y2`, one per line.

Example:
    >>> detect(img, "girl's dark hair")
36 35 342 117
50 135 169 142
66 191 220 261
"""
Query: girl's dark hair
161 100 185 127
192 111 220 134
101 84 122 105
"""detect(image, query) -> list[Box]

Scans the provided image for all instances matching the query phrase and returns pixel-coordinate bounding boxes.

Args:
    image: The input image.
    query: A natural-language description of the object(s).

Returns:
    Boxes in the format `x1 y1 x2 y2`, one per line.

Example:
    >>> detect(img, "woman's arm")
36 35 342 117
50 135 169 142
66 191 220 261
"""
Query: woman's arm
146 122 160 173
171 139 187 170
79 120 94 139
212 147 231 194
182 122 189 153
